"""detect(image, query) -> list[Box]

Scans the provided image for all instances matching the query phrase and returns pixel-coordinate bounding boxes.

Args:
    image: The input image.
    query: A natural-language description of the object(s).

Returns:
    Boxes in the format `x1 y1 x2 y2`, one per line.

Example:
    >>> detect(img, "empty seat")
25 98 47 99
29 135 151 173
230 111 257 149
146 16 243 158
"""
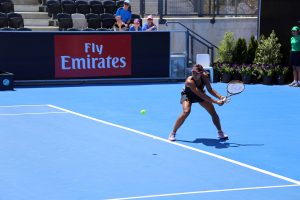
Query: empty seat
75 0 90 14
71 13 87 29
102 0 116 14
100 13 115 29
57 13 73 31
46 0 61 19
85 13 101 29
0 12 8 28
0 0 14 13
7 12 24 28
61 0 76 14
89 0 103 14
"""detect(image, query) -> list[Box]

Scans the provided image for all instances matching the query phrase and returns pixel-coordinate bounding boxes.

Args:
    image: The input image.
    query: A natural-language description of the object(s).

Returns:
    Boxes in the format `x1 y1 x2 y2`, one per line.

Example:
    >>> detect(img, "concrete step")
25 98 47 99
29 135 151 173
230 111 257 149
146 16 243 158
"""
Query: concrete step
18 12 49 19
24 18 49 26
14 4 39 12
12 0 39 5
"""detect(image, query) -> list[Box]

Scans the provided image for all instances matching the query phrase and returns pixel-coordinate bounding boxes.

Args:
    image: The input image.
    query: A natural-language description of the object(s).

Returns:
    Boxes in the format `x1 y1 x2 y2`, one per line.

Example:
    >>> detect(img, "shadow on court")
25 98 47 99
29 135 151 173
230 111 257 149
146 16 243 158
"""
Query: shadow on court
178 138 264 149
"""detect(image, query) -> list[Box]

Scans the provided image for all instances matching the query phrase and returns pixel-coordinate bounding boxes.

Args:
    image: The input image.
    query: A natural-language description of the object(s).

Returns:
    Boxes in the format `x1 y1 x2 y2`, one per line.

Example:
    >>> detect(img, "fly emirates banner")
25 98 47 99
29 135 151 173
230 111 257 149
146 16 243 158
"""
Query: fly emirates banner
54 35 132 78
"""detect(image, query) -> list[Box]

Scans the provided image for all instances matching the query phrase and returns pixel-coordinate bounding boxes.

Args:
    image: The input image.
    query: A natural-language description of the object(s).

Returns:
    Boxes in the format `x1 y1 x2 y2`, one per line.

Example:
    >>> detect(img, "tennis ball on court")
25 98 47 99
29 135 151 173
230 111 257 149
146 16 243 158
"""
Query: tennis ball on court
140 109 147 115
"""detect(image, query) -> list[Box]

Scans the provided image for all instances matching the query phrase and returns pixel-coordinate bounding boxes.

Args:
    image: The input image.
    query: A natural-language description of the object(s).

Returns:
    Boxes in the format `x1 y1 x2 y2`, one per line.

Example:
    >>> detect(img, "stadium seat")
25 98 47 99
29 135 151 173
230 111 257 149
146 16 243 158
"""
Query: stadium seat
57 13 73 31
61 0 76 14
100 13 115 29
7 12 24 28
46 0 61 19
75 0 90 15
196 54 214 82
71 13 87 29
102 0 116 14
0 12 8 28
89 0 103 14
85 13 101 29
0 0 14 13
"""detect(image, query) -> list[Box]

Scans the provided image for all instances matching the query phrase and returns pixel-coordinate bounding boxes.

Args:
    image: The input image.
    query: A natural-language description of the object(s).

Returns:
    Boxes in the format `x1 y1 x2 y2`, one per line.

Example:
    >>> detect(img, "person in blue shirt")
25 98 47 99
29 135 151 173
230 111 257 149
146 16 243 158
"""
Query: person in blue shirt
142 15 157 31
129 19 142 31
115 0 132 25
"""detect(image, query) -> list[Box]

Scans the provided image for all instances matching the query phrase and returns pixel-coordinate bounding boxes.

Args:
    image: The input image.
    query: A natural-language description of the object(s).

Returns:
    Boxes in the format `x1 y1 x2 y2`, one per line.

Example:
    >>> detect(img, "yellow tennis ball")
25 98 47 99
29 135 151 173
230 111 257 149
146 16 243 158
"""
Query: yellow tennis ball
140 109 147 115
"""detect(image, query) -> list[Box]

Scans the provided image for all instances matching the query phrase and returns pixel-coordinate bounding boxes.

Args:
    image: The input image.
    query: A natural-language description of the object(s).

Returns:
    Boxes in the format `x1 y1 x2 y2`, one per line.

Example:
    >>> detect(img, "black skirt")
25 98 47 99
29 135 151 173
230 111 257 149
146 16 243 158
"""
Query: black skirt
180 92 205 104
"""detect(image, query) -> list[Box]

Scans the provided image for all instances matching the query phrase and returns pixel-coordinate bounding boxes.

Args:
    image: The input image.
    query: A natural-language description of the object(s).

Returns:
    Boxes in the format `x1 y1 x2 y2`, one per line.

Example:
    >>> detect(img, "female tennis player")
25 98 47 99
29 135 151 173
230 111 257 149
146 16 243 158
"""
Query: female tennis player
168 64 228 141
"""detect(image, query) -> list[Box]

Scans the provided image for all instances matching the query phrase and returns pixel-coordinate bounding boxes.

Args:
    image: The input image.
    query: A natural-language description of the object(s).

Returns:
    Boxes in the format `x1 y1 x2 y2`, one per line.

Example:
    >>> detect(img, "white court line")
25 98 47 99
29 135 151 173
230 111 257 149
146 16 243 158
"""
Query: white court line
0 104 49 108
0 112 67 116
106 184 300 200
48 104 300 186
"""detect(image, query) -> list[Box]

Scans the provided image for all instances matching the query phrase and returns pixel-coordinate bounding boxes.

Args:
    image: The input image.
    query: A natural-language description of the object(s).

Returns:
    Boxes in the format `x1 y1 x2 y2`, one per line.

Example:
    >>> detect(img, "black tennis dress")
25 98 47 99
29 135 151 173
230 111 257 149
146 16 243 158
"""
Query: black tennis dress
180 77 206 104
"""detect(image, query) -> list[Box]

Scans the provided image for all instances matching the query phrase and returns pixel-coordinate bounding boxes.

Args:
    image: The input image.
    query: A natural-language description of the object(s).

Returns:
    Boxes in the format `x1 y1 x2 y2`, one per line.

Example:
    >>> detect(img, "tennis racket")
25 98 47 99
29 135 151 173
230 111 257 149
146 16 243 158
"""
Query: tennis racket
222 80 245 103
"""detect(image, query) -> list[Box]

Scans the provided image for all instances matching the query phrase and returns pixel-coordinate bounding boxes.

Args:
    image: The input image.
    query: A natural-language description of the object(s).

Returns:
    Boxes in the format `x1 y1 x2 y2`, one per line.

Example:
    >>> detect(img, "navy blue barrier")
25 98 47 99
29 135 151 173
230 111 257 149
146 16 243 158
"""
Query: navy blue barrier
0 32 170 80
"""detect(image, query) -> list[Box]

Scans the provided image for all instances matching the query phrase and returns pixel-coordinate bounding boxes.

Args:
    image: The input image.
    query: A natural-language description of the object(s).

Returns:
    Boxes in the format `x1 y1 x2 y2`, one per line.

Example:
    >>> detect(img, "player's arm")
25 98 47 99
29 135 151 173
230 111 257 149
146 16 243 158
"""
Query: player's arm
203 76 224 100
186 79 223 105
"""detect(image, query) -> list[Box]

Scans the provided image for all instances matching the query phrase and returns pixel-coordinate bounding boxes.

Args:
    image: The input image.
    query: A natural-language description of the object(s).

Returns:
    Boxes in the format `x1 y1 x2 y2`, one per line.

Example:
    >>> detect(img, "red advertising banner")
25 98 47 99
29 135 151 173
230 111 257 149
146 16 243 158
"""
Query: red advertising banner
54 35 132 78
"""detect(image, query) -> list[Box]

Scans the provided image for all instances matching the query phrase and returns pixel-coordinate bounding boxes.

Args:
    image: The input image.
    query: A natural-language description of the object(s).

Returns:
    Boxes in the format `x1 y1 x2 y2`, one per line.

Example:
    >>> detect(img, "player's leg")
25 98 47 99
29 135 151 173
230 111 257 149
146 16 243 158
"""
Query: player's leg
290 66 299 86
297 67 300 86
169 100 192 141
199 100 228 139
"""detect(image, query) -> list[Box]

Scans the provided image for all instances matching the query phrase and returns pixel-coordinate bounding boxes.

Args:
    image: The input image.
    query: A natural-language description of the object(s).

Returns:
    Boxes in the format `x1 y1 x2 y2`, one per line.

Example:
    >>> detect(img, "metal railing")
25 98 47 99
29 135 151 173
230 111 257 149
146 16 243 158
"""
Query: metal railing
166 21 218 66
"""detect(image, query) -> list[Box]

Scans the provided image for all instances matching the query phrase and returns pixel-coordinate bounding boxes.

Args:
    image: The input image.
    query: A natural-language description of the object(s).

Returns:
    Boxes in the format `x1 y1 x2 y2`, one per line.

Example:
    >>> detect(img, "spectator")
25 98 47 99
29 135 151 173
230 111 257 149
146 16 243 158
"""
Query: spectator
115 0 132 25
129 19 142 31
113 15 127 31
289 26 300 87
142 15 157 31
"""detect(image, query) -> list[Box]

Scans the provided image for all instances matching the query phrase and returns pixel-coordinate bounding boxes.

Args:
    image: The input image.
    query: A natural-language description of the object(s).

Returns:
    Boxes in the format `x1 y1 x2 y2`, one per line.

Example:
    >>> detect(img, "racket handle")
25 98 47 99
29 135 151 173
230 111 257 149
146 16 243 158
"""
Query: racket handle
222 97 231 103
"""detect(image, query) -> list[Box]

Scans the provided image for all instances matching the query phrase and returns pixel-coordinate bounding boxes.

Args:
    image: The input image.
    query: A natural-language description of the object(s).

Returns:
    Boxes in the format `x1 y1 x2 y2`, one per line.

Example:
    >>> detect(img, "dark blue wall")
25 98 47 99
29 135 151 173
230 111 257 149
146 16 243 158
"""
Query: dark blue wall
0 32 170 80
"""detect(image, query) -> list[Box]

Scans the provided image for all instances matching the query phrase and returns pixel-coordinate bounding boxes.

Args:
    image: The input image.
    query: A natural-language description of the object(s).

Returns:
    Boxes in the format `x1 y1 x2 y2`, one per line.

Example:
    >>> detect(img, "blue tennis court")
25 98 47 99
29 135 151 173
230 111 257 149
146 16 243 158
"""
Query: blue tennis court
1 83 300 200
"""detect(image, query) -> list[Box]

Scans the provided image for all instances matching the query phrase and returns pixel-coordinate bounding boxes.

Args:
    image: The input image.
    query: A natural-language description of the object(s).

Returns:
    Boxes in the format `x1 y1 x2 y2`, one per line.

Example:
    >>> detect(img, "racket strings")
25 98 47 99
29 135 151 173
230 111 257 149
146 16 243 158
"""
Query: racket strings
227 83 245 94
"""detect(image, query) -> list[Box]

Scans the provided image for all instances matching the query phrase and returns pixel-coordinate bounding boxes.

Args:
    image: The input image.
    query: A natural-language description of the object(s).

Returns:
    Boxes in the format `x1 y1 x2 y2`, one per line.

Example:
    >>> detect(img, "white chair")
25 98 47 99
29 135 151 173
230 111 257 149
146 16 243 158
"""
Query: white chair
71 13 88 30
196 54 214 82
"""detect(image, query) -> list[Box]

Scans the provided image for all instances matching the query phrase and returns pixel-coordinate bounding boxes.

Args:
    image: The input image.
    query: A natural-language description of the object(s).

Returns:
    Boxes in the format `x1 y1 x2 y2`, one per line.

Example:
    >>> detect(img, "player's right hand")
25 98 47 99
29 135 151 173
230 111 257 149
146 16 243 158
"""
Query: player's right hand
216 100 224 106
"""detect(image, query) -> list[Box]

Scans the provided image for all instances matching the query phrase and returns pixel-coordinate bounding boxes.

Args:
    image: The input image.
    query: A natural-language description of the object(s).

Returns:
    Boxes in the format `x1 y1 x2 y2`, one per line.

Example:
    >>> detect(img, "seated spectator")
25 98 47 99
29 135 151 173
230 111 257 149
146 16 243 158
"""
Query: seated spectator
142 15 157 31
113 15 127 31
115 0 131 25
129 19 141 31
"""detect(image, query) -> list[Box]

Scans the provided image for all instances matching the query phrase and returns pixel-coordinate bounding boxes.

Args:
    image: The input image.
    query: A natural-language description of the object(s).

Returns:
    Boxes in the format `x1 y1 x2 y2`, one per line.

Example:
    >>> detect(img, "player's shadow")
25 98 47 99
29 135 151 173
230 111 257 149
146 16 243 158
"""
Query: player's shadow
177 138 264 149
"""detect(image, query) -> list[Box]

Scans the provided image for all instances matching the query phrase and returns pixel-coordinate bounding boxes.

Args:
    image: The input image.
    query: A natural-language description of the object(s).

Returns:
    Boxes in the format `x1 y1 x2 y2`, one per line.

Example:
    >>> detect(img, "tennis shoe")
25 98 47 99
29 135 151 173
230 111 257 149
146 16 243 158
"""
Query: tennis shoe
168 133 176 141
289 81 297 86
218 132 229 140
